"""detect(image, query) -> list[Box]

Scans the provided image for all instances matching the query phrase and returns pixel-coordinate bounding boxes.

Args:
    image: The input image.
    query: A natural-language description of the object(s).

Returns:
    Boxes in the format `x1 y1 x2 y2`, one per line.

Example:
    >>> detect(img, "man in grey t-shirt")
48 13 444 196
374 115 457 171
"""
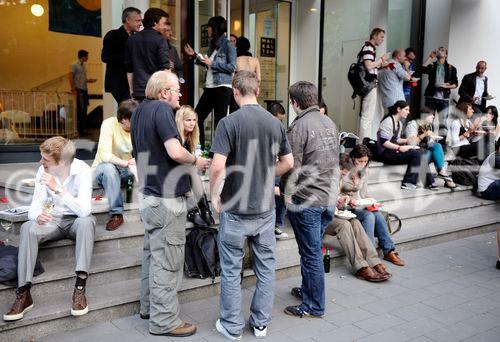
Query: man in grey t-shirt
210 71 293 339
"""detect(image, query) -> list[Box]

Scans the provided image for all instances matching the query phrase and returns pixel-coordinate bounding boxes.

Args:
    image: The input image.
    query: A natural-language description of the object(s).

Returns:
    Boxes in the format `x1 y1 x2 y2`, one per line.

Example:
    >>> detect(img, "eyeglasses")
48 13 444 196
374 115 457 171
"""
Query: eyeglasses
164 88 181 94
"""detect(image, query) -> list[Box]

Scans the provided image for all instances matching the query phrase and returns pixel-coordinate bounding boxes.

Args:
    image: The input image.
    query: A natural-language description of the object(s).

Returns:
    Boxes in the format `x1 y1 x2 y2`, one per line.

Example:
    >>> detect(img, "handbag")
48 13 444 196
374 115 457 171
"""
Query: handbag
379 210 402 235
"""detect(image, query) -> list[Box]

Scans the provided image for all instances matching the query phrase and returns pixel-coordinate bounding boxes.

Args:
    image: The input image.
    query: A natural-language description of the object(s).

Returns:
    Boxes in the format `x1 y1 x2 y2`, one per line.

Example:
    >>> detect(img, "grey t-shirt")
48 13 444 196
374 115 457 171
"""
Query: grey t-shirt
211 104 291 215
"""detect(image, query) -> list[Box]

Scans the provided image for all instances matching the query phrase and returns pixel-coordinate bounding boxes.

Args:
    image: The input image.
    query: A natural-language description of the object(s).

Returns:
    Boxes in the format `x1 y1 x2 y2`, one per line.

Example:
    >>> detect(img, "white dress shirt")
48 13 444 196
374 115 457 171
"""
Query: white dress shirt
28 158 92 221
474 76 485 105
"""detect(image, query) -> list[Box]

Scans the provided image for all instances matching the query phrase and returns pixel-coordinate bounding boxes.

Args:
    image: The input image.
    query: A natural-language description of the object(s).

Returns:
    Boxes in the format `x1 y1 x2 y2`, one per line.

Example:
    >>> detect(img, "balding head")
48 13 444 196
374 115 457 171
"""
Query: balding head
145 71 181 109
476 61 487 76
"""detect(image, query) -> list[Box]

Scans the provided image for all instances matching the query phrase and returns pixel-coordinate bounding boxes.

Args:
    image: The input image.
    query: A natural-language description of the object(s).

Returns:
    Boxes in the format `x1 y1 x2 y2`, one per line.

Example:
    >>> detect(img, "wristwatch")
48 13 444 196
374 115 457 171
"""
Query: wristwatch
54 185 63 195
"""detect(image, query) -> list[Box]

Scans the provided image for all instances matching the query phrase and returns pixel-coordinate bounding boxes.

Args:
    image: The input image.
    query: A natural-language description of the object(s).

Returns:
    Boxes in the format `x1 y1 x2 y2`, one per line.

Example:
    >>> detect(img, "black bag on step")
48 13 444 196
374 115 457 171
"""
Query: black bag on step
184 227 220 281
448 157 480 190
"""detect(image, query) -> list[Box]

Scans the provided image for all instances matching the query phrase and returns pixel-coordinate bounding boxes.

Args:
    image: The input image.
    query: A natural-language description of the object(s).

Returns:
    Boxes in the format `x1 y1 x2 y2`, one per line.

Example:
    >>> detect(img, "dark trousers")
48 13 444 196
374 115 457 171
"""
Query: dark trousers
110 87 131 105
195 87 233 147
380 148 434 186
456 137 493 162
76 89 89 134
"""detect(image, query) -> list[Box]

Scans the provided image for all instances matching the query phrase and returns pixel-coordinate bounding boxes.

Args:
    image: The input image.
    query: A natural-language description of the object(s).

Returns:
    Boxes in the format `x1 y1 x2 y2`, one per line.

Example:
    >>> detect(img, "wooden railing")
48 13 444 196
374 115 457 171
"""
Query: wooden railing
0 90 77 144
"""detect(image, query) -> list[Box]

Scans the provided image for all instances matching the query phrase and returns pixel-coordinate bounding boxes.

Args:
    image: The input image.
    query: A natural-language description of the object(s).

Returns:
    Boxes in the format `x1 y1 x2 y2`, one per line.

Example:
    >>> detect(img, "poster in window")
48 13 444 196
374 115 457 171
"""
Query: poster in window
201 24 209 48
260 38 275 58
49 0 101 37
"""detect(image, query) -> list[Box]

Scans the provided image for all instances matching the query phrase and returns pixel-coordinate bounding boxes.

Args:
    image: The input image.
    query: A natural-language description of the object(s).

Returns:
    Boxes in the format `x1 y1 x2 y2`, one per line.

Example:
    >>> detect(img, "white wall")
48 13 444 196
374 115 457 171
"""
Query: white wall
290 0 321 85
448 0 499 107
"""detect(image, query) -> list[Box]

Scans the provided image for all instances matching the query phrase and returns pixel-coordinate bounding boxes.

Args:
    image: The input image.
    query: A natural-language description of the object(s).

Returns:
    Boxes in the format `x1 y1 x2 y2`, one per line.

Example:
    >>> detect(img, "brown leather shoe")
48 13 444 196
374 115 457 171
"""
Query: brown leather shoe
373 264 392 278
106 214 124 231
384 251 405 266
3 288 33 321
151 321 197 337
71 287 89 316
355 267 390 282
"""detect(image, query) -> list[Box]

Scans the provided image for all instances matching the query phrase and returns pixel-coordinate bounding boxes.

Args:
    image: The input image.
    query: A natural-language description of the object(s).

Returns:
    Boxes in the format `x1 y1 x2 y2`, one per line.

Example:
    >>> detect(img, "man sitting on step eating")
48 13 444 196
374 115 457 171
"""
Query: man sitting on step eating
92 99 139 231
3 136 96 322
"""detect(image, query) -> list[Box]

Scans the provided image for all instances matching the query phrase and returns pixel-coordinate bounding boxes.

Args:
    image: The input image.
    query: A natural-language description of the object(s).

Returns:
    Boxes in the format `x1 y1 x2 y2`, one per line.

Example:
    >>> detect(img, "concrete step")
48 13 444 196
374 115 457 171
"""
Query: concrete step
0 225 298 305
0 234 301 341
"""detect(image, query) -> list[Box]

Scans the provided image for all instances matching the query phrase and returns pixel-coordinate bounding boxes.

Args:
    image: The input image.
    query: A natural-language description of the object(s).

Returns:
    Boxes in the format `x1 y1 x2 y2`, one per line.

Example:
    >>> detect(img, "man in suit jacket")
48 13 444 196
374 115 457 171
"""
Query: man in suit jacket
458 60 491 113
101 7 142 104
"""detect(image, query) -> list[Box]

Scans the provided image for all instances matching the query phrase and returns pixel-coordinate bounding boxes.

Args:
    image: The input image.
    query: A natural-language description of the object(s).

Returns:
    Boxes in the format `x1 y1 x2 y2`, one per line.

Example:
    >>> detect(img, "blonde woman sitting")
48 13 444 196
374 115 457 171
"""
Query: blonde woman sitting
175 105 214 226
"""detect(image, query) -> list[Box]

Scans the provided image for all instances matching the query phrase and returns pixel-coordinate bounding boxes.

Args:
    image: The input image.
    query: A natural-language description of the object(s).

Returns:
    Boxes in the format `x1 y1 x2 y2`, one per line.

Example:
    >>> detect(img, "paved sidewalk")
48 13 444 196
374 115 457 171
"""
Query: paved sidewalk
41 232 500 342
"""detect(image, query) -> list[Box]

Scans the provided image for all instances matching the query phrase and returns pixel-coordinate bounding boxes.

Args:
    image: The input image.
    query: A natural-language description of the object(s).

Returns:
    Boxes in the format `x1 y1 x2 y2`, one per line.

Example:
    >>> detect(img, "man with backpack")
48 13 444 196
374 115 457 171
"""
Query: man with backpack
357 28 392 141
209 70 293 340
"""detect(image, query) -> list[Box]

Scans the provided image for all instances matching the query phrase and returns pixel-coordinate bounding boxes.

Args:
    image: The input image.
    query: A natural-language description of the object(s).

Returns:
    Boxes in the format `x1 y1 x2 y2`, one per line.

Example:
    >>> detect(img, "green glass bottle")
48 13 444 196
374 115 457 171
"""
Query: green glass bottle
126 175 134 203
323 248 331 273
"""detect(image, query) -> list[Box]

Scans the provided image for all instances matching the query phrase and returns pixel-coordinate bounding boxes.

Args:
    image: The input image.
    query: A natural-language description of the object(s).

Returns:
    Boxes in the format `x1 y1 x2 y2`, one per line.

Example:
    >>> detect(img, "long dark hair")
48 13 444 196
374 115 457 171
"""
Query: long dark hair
486 105 498 126
350 144 372 170
207 16 227 50
236 36 252 57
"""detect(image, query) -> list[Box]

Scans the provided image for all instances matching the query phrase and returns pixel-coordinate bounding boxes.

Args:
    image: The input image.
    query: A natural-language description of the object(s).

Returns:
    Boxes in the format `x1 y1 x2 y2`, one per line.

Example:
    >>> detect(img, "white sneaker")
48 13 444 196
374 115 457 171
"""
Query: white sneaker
275 227 288 240
216 319 241 341
253 326 267 338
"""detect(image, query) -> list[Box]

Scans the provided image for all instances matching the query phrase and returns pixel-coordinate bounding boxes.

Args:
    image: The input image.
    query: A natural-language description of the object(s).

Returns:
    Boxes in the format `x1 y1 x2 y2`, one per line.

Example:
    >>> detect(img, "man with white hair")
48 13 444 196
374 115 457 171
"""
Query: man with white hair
131 71 210 337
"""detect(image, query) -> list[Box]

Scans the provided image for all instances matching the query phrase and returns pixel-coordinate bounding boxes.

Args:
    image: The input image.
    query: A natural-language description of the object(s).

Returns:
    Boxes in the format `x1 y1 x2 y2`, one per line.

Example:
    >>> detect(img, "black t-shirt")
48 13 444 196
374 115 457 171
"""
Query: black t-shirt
211 104 291 215
131 99 190 198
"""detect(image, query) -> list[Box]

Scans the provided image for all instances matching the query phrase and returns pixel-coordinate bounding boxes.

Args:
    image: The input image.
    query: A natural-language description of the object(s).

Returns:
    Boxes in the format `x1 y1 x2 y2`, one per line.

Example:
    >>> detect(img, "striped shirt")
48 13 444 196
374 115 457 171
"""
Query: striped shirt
360 41 377 79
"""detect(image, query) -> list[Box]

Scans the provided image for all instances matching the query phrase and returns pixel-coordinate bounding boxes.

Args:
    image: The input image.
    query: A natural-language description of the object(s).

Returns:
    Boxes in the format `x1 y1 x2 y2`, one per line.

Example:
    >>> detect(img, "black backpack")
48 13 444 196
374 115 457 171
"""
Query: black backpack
184 227 220 281
347 46 377 99
0 244 44 286
448 157 480 191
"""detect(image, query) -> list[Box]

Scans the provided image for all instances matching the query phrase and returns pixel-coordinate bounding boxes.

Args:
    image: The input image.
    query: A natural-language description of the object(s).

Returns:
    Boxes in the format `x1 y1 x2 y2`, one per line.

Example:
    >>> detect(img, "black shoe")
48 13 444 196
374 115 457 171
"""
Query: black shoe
496 260 500 270
290 287 303 300
284 305 323 319
140 313 149 319
187 207 209 227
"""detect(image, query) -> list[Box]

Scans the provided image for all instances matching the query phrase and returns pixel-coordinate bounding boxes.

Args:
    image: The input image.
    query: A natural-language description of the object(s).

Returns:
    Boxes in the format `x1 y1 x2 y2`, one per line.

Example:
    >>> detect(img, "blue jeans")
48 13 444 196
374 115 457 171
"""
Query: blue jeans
287 203 334 316
480 180 500 200
218 211 276 336
94 163 132 215
352 209 395 254
424 143 445 172
275 176 286 227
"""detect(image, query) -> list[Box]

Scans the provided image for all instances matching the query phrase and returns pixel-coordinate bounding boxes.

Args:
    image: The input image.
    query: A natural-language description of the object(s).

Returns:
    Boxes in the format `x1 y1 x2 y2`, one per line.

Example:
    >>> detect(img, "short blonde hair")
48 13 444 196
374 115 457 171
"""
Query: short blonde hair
175 105 200 153
39 136 76 164
145 70 178 100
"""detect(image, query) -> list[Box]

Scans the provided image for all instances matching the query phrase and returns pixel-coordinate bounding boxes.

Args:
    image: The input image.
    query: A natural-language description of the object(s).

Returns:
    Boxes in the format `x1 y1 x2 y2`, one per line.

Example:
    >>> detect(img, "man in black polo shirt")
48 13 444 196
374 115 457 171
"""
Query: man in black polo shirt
131 71 210 337
125 8 170 101
101 7 142 104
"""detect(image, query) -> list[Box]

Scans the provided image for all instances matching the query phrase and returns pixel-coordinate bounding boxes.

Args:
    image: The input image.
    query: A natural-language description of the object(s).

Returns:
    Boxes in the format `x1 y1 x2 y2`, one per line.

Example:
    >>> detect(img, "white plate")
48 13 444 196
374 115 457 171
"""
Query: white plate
355 198 378 207
20 178 36 187
431 135 444 141
335 210 357 219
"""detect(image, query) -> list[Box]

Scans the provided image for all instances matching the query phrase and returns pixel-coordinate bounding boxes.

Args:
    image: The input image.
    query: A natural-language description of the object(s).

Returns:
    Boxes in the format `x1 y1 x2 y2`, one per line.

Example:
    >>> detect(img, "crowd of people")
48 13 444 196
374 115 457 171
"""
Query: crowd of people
2 9 499 341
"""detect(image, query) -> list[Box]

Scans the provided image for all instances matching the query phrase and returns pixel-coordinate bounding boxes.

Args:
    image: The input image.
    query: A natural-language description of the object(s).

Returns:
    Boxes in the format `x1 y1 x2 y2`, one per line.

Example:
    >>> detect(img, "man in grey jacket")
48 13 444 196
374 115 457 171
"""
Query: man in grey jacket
280 81 339 318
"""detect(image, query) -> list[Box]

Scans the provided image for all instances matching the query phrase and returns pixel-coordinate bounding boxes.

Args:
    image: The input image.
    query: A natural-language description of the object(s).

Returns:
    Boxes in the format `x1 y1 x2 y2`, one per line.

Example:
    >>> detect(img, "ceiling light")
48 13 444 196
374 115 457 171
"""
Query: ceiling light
31 3 44 16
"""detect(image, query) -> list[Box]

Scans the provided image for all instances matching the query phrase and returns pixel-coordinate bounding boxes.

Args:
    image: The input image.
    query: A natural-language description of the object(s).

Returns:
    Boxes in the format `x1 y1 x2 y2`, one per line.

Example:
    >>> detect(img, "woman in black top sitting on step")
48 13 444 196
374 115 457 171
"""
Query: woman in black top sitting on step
377 100 437 190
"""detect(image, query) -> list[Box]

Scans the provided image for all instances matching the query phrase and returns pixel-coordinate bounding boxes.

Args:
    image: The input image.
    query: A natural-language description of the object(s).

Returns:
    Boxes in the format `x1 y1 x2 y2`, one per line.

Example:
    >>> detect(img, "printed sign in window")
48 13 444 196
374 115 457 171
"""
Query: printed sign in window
260 38 276 58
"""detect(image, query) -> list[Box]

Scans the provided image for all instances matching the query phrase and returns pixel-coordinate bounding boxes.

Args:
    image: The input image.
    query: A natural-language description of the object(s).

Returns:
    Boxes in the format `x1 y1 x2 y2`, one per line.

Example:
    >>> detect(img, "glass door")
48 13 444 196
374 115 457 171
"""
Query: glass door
247 0 291 126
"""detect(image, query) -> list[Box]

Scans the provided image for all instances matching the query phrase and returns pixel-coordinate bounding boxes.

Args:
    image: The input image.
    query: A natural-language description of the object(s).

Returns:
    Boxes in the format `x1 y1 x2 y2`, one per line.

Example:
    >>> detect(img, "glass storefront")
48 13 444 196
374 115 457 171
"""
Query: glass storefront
320 0 420 134
0 0 292 152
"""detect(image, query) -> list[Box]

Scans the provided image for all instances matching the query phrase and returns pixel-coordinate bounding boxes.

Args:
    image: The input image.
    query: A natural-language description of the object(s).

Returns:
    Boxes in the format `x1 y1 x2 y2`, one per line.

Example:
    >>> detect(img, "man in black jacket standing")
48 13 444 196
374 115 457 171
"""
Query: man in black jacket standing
458 61 492 113
422 47 458 139
101 7 142 104
125 8 170 102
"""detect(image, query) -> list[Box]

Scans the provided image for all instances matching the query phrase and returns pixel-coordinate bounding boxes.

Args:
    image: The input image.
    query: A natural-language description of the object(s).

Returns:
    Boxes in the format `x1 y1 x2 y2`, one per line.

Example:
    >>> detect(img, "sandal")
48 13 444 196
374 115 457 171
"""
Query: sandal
444 179 457 189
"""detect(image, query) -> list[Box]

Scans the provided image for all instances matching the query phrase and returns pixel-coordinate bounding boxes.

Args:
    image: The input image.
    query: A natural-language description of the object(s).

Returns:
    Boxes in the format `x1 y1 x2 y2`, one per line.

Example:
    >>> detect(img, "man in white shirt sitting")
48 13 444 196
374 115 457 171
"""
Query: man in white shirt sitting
3 136 95 322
